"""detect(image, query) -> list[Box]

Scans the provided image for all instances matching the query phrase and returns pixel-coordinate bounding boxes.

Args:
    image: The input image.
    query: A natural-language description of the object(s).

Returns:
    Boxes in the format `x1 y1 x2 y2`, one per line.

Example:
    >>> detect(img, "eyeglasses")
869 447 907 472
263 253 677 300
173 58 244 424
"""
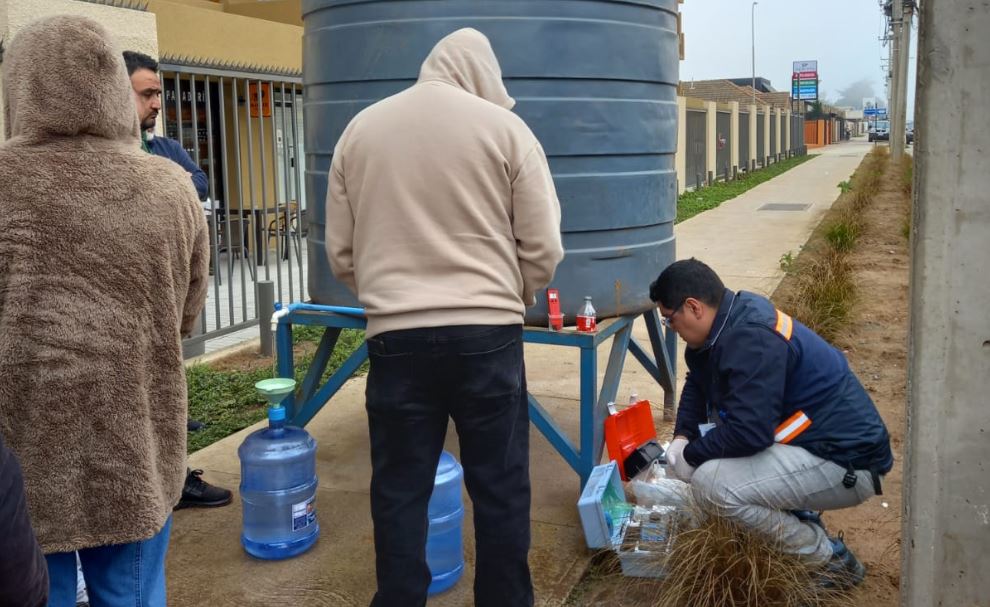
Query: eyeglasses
660 301 685 328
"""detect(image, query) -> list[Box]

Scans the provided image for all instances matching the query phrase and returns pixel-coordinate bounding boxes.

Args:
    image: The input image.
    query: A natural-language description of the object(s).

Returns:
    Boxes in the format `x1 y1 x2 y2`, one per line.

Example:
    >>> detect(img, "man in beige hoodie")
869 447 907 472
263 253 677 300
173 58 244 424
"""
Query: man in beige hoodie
326 28 563 607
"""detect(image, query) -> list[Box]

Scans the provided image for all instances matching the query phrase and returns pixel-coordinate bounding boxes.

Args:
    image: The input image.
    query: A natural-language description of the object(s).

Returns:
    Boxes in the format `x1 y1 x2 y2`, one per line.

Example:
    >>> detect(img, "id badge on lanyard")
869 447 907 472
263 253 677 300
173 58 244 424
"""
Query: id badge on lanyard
699 401 718 437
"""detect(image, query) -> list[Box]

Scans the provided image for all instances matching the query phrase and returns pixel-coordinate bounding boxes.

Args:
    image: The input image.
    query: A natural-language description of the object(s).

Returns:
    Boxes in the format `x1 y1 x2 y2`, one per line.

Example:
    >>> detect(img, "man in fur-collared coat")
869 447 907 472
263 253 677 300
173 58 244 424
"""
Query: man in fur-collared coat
0 15 208 606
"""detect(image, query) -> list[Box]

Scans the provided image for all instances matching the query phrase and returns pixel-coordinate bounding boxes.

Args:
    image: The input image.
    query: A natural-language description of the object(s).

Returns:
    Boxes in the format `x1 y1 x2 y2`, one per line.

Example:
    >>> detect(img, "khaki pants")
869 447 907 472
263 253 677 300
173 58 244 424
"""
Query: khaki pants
690 443 877 564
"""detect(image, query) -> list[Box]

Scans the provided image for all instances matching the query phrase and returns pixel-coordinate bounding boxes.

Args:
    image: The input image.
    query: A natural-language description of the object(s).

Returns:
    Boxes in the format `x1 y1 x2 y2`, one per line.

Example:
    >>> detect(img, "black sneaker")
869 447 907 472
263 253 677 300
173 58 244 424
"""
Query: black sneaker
187 419 205 432
175 469 233 510
818 534 866 590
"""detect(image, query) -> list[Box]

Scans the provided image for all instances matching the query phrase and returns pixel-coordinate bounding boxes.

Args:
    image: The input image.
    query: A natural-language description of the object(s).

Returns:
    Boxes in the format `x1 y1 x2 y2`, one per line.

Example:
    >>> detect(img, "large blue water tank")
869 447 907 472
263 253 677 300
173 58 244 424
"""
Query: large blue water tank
303 0 679 325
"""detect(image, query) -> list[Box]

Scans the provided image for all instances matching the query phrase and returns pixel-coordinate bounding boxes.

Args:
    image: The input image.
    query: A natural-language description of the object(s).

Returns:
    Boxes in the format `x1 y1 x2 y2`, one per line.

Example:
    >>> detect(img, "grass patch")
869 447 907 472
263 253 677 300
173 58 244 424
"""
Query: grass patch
774 148 888 341
779 250 856 342
779 250 797 274
824 218 860 253
186 328 366 453
677 154 816 223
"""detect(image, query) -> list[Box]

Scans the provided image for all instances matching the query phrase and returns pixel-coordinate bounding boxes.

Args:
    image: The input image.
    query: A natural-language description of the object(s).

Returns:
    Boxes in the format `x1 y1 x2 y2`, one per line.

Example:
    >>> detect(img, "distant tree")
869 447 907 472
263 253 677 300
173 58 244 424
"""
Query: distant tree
807 101 826 120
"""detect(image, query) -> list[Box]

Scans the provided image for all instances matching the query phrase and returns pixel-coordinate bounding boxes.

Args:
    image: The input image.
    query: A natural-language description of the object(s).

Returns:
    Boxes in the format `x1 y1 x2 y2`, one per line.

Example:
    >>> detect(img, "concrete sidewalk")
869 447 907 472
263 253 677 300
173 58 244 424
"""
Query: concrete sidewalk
166 140 870 607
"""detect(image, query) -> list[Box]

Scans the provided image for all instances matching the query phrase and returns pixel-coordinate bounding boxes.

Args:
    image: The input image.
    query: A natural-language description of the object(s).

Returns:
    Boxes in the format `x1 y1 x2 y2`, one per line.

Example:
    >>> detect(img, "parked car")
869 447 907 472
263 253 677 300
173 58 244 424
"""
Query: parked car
869 120 891 142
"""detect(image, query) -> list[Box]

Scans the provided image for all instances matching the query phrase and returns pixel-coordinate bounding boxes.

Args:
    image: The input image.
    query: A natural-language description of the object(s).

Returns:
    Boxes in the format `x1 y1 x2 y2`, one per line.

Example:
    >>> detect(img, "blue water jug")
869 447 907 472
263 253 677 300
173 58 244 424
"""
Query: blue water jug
427 451 464 595
238 379 319 560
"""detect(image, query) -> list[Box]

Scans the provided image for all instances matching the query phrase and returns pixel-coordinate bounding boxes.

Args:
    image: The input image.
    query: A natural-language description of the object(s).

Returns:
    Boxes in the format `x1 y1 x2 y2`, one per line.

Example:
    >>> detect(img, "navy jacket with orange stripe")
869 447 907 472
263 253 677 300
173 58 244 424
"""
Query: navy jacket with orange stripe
677 289 893 474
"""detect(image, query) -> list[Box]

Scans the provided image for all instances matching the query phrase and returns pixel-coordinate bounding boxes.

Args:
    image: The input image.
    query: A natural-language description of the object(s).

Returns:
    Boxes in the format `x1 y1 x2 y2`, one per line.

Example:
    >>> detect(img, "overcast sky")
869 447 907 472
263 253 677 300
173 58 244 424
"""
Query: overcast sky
679 0 917 115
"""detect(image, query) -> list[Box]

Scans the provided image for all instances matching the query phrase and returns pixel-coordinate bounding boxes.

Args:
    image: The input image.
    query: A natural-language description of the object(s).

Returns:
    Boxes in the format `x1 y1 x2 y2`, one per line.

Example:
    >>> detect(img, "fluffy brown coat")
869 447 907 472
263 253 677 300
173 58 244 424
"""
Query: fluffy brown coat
0 16 209 553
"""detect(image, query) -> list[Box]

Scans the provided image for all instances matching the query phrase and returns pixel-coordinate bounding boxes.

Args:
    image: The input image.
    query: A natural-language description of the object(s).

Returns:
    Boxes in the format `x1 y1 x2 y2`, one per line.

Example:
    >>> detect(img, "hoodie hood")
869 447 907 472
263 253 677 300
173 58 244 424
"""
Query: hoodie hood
417 28 515 110
2 15 138 142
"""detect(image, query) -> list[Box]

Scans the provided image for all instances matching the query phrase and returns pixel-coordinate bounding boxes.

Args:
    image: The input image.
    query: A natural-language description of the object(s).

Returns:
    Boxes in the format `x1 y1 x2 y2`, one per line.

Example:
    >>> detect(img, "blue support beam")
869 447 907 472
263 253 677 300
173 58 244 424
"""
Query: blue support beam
275 319 296 418
291 344 368 428
271 303 677 490
643 308 679 421
578 341 598 488
527 394 581 473
299 328 341 404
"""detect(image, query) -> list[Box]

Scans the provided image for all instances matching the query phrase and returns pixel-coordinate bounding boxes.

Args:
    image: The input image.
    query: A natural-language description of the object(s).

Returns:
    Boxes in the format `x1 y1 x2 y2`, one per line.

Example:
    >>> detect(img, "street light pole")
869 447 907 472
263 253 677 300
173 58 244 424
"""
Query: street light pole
751 2 758 106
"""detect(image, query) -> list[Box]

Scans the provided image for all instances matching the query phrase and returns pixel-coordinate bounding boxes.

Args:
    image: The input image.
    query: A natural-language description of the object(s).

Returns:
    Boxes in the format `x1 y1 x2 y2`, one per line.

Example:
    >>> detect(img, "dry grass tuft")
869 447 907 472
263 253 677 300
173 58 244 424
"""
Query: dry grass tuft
650 504 855 607
898 154 913 195
779 249 855 342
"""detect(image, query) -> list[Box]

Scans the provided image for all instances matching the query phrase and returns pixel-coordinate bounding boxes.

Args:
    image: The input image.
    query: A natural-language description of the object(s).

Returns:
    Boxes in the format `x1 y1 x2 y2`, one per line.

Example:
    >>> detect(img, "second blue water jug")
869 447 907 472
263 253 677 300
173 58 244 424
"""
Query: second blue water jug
427 451 464 595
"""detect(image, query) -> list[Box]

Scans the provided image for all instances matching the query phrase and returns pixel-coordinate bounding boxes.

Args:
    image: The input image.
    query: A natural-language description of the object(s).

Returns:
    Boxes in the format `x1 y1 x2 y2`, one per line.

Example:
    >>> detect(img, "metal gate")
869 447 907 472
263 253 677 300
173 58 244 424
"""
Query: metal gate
791 115 806 154
686 109 707 188
716 111 731 179
739 111 751 170
159 63 307 354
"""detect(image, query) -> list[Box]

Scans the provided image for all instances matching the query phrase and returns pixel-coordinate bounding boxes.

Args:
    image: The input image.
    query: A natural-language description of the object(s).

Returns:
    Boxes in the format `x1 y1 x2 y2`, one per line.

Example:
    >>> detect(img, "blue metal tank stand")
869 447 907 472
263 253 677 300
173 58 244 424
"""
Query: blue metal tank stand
272 302 678 488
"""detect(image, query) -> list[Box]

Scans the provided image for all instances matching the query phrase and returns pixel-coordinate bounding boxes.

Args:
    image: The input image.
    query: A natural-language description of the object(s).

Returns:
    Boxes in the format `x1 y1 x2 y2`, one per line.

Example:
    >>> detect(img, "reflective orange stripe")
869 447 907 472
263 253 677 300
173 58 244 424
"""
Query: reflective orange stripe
775 309 794 340
775 410 811 444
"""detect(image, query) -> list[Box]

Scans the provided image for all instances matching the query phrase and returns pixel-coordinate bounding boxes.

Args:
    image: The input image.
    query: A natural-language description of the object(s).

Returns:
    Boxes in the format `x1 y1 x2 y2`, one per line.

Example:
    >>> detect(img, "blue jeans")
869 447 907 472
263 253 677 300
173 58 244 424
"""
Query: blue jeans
45 516 172 607
365 324 533 607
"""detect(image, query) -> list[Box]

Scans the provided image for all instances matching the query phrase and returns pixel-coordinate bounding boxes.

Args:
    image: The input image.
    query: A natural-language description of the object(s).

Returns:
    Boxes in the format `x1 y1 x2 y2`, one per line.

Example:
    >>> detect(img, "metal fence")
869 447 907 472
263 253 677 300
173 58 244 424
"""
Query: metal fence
159 65 307 354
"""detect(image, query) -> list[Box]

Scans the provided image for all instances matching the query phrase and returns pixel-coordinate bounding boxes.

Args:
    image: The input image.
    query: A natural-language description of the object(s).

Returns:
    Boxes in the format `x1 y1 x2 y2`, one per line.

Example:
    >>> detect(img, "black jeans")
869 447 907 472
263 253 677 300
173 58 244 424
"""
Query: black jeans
365 324 533 607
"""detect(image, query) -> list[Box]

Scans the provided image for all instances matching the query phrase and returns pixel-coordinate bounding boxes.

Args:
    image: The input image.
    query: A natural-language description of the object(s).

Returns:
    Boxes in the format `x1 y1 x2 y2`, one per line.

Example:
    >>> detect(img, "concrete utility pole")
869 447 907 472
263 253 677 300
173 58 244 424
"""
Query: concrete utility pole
903 1 990 605
890 0 912 158
887 0 899 148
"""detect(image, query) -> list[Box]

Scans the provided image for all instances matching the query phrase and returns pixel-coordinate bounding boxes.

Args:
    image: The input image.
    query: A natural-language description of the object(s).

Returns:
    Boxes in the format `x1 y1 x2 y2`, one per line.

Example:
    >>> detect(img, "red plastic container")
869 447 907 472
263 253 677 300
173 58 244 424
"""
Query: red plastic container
604 400 657 481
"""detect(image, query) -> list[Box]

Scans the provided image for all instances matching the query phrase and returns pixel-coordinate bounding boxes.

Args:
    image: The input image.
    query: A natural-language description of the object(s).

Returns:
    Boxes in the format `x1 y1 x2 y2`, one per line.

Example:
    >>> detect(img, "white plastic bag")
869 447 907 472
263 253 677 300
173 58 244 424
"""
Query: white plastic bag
628 460 690 509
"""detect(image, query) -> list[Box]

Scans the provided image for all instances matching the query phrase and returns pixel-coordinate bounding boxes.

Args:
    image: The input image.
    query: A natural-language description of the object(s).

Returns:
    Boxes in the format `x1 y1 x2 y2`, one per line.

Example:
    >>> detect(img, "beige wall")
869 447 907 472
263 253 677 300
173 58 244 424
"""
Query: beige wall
161 0 220 10
729 101 739 171
147 0 301 72
676 96 686 194
222 0 301 27
0 0 158 139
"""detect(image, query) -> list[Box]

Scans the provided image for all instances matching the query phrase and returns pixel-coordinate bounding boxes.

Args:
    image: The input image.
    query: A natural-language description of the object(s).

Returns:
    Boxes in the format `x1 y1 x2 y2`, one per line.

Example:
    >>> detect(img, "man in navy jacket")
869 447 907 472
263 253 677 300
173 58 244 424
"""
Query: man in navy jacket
124 51 230 511
123 51 207 201
651 259 892 588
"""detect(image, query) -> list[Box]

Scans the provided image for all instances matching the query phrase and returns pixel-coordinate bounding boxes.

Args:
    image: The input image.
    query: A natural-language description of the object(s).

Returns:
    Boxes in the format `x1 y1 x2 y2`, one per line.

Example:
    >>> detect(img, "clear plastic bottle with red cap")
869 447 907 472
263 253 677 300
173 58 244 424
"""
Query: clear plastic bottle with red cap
576 296 597 332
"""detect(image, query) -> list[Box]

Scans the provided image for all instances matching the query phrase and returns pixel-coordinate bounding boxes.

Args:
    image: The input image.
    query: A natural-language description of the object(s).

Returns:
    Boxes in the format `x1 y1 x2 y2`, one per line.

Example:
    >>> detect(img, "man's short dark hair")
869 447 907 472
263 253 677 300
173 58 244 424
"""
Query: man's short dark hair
122 50 158 76
649 258 725 309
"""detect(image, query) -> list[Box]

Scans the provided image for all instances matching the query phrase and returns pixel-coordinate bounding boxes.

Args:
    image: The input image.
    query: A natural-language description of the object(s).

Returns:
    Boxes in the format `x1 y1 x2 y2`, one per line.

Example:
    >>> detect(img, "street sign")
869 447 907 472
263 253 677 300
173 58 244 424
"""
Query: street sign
864 107 888 117
791 59 819 101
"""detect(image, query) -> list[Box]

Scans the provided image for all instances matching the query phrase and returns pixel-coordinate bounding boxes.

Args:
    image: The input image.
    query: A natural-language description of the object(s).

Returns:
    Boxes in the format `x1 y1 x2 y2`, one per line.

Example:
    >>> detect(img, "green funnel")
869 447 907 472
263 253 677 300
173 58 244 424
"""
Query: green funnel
255 377 297 406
